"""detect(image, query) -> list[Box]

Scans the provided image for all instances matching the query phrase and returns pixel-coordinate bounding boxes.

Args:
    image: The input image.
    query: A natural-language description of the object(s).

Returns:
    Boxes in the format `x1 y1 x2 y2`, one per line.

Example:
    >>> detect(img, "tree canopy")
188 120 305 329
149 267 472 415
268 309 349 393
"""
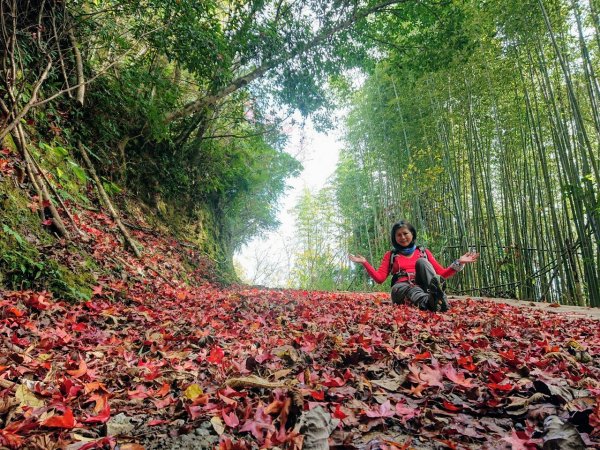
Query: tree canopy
1 0 469 277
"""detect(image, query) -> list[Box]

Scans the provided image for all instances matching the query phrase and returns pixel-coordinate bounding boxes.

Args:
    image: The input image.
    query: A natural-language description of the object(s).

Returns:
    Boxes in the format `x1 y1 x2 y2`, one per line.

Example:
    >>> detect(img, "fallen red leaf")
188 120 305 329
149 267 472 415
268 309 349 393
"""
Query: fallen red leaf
207 346 225 364
490 327 506 338
442 400 462 412
82 396 110 423
332 403 348 420
414 351 432 361
42 407 75 429
147 419 170 426
222 410 240 428
442 363 474 388
153 382 170 398
309 390 325 401
365 400 396 418
395 402 419 422
66 357 88 378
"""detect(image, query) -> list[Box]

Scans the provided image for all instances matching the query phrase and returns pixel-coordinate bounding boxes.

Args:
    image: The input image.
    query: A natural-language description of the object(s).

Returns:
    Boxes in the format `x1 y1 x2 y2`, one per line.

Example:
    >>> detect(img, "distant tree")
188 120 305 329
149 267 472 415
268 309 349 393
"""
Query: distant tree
289 187 353 290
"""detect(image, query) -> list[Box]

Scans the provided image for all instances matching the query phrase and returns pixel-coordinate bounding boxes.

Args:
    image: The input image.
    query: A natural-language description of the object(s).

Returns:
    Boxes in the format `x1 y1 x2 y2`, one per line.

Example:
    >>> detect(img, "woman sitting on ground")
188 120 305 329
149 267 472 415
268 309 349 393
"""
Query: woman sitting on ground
349 220 479 312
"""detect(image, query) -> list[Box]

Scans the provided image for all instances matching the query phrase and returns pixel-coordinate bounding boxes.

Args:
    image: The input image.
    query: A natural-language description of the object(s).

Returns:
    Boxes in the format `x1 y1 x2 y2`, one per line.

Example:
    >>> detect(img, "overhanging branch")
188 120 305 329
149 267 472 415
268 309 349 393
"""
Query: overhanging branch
164 0 408 124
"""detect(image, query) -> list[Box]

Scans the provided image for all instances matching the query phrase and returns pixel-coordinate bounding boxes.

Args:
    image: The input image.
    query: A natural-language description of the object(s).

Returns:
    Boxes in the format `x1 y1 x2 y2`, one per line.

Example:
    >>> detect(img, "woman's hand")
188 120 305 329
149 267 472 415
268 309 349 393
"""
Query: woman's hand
458 251 479 264
349 253 367 264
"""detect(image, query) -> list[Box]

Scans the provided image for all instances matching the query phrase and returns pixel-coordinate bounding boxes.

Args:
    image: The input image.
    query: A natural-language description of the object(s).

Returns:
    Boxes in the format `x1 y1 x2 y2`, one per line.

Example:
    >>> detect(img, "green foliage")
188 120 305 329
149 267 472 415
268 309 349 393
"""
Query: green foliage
35 142 90 200
288 187 354 290
3 0 540 283
223 141 302 251
0 182 94 301
83 61 182 147
332 0 600 304
136 0 228 80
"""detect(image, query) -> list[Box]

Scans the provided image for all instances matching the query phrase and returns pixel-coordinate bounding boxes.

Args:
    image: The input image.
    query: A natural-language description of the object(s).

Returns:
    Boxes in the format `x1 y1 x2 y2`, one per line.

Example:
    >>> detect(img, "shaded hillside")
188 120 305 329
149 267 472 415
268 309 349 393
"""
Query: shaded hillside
0 141 217 299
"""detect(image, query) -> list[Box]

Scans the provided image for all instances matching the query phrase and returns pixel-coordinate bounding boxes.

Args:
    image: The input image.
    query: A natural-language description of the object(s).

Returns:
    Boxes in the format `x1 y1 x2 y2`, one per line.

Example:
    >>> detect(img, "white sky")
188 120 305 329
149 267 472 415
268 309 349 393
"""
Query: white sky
234 116 343 287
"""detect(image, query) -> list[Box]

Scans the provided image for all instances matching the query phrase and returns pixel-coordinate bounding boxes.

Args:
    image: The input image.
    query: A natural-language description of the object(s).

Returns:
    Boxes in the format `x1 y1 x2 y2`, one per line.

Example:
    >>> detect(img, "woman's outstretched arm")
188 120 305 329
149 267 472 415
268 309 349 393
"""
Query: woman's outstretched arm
349 252 391 284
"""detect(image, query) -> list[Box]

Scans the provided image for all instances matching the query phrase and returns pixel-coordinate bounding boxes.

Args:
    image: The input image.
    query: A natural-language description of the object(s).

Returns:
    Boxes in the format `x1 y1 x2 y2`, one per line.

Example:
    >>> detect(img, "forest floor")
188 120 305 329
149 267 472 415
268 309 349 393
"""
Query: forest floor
452 296 600 321
1 206 599 449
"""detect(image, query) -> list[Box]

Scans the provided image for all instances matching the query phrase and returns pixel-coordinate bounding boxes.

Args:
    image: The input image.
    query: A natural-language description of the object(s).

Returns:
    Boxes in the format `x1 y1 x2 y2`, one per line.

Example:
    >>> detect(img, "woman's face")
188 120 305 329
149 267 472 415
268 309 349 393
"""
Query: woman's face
395 227 413 247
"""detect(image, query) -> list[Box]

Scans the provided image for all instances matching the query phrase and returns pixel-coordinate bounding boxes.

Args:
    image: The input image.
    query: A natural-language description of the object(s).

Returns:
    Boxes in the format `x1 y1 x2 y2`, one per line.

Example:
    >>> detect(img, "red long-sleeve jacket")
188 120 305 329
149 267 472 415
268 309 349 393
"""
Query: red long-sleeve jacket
361 249 459 284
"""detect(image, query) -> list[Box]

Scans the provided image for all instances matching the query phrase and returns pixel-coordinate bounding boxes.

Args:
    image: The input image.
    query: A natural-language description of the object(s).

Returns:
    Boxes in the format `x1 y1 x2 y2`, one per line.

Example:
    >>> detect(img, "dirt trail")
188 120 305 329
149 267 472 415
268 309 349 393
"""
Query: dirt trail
452 295 600 320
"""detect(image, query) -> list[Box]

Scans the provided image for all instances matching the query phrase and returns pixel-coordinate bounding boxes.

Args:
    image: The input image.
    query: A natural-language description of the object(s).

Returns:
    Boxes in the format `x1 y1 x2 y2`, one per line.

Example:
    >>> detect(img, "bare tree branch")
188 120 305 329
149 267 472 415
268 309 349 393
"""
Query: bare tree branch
0 57 53 142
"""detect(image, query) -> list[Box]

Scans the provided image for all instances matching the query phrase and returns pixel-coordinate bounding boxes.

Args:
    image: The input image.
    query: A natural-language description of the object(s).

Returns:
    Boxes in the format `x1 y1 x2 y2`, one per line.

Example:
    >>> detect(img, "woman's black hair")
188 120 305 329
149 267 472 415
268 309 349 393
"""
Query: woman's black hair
390 220 417 250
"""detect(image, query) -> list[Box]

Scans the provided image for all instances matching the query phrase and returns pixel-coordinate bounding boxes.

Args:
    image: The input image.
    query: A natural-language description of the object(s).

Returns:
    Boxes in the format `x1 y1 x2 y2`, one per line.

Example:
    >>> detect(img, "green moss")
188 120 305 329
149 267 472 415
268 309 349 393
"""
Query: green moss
0 176 94 301
46 256 95 301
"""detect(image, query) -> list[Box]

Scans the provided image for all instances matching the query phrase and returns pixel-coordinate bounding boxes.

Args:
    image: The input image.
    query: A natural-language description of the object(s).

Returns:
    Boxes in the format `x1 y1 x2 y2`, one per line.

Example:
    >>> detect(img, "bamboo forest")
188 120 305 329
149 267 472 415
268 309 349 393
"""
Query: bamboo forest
289 0 600 308
1 0 600 448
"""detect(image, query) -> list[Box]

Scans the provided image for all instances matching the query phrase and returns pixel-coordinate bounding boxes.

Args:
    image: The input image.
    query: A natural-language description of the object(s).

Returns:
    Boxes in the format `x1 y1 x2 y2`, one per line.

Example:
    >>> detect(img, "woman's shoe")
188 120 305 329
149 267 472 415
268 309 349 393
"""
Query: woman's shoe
428 275 449 312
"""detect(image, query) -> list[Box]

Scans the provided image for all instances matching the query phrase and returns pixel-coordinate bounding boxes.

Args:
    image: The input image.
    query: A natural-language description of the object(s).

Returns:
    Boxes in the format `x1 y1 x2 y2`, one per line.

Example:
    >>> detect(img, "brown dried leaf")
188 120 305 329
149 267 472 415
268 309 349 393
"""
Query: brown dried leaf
371 374 406 392
542 415 586 449
0 395 18 414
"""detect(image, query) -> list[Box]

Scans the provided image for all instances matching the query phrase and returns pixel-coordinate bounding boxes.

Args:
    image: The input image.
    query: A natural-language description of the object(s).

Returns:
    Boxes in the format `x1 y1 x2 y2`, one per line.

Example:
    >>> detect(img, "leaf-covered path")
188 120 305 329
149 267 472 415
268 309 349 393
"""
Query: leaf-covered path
2 286 599 449
1 212 599 449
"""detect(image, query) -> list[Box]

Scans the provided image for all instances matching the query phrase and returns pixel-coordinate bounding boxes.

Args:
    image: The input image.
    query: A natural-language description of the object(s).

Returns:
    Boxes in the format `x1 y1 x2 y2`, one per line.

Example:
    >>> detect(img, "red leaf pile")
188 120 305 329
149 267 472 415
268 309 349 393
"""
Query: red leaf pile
0 205 599 449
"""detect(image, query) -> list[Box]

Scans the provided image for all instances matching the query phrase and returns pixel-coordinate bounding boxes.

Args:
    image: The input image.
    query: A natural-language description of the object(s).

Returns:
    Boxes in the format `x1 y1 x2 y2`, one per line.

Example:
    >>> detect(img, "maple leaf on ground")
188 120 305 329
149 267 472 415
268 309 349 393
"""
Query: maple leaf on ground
309 390 325 401
490 327 506 338
183 383 203 401
23 292 53 311
499 348 518 364
5 305 25 317
488 382 515 393
78 437 117 450
83 381 109 395
186 404 204 420
442 363 474 388
82 395 111 423
207 346 225 364
153 382 170 398
442 400 462 412
59 378 84 400
91 285 103 296
408 363 444 389
501 429 540 450
223 410 240 428
219 386 247 399
321 373 346 387
395 402 419 422
413 351 432 361
153 395 176 409
264 399 285 416
42 407 76 429
365 400 396 418
240 406 275 442
457 355 477 372
127 384 151 399
66 357 88 378
0 423 25 448
332 403 348 420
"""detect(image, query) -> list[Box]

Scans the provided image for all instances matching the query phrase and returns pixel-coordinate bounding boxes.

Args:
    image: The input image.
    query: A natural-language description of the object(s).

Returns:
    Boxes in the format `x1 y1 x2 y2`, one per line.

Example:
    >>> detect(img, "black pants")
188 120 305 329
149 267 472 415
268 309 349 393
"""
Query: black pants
391 258 436 309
